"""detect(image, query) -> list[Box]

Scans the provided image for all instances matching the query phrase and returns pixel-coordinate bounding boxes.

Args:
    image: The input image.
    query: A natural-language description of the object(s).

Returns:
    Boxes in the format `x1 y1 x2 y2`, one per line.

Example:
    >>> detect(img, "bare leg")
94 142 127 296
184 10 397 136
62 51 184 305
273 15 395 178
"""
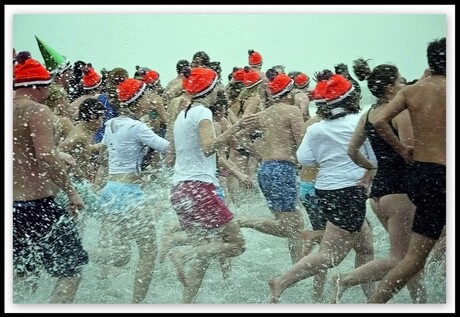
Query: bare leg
406 270 427 303
218 257 232 280
182 258 211 303
49 275 82 303
368 233 436 303
312 271 327 302
269 222 356 303
158 226 188 263
132 234 158 303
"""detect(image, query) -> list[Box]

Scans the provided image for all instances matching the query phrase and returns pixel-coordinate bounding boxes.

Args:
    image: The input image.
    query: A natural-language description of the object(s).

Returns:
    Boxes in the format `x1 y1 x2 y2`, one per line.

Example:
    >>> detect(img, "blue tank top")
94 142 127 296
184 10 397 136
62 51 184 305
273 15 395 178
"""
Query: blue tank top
94 94 118 143
364 108 406 169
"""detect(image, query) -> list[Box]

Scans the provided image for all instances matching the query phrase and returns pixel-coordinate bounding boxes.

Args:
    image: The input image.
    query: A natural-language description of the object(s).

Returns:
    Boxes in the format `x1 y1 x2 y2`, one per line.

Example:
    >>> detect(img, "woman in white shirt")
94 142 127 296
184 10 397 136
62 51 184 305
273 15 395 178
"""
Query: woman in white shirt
269 71 376 303
166 66 257 303
93 78 169 303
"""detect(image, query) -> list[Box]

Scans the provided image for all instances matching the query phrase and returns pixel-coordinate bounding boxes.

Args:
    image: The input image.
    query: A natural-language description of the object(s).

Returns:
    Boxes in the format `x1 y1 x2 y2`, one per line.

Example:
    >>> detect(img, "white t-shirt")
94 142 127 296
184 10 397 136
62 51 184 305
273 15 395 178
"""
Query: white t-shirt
296 112 377 190
172 104 219 186
102 116 170 175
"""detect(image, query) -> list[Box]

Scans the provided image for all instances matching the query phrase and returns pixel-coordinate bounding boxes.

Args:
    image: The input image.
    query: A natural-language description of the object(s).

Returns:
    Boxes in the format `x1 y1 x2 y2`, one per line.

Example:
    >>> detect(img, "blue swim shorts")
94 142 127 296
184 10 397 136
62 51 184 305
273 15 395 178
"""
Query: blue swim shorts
97 181 145 214
257 160 297 211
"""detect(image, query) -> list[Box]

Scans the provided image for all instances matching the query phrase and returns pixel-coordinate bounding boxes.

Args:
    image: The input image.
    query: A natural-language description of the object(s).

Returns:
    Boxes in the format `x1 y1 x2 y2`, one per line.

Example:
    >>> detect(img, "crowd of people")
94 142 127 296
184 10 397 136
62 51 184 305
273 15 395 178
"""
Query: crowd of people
12 36 446 304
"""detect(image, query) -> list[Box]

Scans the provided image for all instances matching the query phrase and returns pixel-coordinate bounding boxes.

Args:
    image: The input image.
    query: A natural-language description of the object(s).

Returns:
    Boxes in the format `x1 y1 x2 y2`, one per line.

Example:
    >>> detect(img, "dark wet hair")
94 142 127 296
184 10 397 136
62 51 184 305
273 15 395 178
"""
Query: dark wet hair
313 69 334 83
271 65 286 74
209 90 227 116
209 61 222 78
227 81 245 100
334 63 349 75
176 59 190 74
265 68 279 81
353 58 399 99
134 65 149 79
288 71 302 80
192 51 210 67
15 51 31 63
316 94 360 120
314 69 360 119
427 37 446 75
78 97 105 122
66 60 87 102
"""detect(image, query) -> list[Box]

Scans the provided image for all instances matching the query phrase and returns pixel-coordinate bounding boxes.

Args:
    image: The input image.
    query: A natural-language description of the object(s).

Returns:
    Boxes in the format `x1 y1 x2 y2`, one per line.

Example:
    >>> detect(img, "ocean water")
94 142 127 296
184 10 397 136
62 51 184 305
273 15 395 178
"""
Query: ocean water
12 177 446 307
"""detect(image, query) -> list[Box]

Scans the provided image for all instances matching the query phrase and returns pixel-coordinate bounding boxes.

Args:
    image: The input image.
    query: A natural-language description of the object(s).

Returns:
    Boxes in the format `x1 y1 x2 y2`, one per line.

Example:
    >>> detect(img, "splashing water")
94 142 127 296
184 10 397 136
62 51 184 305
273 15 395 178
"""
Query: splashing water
13 171 446 305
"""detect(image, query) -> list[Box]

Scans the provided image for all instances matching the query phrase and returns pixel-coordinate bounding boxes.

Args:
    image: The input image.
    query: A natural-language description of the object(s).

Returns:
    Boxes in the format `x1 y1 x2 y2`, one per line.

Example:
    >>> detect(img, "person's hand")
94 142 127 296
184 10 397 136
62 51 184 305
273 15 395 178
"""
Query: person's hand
237 113 259 130
236 172 253 189
67 190 84 217
400 145 414 164
178 96 190 111
58 151 76 168
357 169 376 190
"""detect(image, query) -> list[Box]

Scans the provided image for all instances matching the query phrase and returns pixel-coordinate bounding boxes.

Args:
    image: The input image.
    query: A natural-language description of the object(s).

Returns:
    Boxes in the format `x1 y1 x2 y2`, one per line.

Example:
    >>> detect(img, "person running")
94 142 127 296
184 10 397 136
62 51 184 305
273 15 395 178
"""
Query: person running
368 37 446 304
269 70 375 303
92 78 170 303
288 71 312 122
57 97 106 231
165 66 257 303
13 52 88 303
236 69 305 265
332 59 426 303
162 59 190 106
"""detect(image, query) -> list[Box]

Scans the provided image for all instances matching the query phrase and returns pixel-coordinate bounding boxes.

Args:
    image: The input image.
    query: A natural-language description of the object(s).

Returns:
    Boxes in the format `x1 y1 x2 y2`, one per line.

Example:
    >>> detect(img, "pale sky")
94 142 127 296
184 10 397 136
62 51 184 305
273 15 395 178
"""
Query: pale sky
8 5 451 105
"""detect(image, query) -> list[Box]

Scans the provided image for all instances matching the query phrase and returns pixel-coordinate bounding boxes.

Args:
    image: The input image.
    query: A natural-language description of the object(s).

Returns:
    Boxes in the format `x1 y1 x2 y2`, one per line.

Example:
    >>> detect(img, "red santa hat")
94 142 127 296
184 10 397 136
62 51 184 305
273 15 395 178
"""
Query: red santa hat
243 66 262 88
82 64 102 90
294 73 310 89
117 78 147 106
182 67 218 98
268 72 294 98
312 73 354 105
13 51 53 88
143 70 160 85
232 67 245 83
134 65 160 86
248 49 263 67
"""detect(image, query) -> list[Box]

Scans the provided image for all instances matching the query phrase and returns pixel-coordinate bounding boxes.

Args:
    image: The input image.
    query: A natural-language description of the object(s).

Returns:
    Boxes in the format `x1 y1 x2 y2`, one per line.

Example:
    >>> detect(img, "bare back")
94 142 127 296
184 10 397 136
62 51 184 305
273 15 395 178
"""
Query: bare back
404 75 446 165
258 103 304 164
13 99 60 200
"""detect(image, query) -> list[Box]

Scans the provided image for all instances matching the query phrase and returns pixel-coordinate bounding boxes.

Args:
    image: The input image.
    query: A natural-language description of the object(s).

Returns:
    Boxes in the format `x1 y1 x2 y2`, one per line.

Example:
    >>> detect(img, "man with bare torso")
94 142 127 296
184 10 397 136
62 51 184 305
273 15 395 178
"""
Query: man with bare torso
369 37 446 303
13 52 88 303
237 70 305 264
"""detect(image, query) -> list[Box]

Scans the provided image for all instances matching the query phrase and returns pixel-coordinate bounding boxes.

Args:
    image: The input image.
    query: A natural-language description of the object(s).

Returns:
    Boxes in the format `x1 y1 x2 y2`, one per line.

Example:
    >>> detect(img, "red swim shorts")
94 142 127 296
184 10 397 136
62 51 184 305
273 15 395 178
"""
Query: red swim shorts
170 181 234 229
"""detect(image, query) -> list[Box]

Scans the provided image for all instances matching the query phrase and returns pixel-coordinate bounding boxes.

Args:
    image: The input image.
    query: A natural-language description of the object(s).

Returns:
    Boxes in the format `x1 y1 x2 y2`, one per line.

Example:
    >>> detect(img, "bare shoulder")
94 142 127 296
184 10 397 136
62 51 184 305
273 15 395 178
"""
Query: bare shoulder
14 99 50 119
285 104 303 115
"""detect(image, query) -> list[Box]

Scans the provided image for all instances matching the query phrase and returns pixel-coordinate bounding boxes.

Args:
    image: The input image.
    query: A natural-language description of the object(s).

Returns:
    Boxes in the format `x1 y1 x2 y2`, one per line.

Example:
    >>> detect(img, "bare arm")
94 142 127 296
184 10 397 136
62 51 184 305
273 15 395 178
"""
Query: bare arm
214 124 252 188
373 88 411 161
151 93 168 124
198 114 258 157
392 109 414 148
289 107 305 146
242 96 261 116
93 144 109 192
30 105 83 210
164 130 176 168
57 116 75 144
348 111 377 170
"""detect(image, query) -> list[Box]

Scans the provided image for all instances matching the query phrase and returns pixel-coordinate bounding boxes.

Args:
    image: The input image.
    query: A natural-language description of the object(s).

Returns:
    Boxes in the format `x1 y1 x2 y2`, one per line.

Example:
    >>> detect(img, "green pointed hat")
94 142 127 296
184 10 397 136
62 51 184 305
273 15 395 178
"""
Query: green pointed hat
35 35 71 74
